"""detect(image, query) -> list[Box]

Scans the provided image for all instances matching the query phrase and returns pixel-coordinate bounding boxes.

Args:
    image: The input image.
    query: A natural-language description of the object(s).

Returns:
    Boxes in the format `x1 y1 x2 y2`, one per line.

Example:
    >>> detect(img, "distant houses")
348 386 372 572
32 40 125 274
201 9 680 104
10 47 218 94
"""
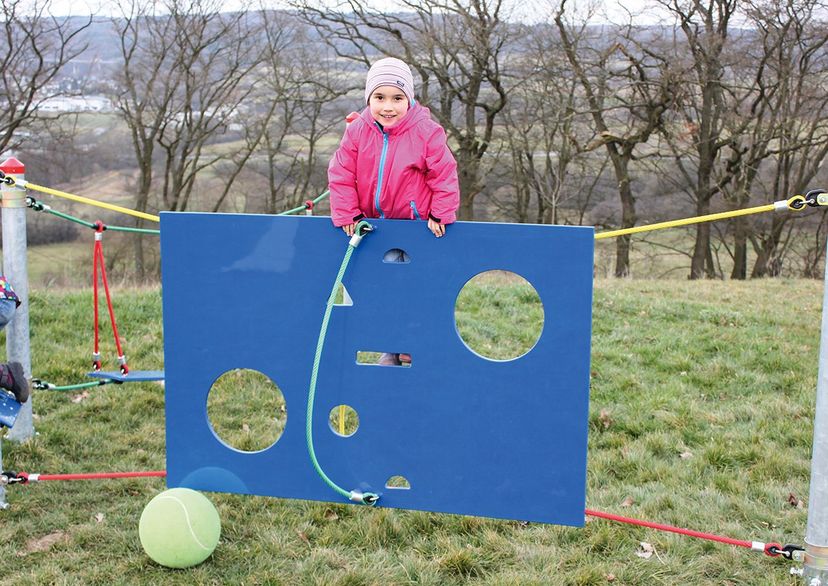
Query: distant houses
38 95 113 113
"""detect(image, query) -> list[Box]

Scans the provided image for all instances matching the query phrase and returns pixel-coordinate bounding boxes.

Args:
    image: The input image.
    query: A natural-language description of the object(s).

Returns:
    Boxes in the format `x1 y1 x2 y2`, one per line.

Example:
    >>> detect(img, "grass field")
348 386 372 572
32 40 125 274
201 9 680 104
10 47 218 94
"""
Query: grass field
0 278 821 584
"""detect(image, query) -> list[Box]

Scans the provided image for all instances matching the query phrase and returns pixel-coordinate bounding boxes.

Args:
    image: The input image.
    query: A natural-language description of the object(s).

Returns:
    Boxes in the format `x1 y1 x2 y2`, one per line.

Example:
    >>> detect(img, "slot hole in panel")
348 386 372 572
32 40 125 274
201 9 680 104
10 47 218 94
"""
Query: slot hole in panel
356 351 412 367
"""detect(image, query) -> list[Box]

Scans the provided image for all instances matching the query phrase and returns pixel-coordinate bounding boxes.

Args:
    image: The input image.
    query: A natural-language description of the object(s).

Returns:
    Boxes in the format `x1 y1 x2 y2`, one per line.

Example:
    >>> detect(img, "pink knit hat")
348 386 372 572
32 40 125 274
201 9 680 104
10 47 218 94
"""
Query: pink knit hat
364 57 415 105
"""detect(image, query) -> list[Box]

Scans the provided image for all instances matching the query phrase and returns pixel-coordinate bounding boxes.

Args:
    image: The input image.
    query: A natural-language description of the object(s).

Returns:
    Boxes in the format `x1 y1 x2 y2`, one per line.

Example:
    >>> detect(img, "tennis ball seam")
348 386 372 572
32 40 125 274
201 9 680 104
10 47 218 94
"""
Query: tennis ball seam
156 495 213 551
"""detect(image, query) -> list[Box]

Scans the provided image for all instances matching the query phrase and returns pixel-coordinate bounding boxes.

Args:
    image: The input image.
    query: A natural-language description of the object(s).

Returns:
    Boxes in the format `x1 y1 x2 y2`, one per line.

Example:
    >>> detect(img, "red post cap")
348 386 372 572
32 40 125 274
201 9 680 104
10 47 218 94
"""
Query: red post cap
0 157 24 174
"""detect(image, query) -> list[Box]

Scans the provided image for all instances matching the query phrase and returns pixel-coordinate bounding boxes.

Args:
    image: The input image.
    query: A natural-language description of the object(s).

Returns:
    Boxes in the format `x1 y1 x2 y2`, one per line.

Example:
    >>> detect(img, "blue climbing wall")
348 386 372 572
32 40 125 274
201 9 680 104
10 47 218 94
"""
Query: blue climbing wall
160 213 593 526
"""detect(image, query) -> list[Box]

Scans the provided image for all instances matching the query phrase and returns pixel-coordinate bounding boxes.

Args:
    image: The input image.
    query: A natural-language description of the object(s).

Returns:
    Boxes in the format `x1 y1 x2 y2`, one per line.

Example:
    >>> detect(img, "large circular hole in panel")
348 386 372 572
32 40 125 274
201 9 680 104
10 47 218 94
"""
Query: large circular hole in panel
454 270 544 360
207 368 286 452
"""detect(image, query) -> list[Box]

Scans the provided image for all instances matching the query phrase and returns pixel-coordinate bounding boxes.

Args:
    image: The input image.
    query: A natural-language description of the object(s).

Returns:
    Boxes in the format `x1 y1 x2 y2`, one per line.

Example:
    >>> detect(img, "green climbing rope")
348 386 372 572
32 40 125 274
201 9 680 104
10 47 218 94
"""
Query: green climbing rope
305 220 378 505
33 379 116 392
26 197 161 235
278 190 331 216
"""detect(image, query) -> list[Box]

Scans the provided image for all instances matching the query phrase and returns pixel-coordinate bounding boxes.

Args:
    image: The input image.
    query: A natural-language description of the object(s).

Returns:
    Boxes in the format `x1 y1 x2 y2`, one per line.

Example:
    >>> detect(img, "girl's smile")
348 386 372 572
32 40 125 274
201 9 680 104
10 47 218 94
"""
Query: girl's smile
369 85 410 128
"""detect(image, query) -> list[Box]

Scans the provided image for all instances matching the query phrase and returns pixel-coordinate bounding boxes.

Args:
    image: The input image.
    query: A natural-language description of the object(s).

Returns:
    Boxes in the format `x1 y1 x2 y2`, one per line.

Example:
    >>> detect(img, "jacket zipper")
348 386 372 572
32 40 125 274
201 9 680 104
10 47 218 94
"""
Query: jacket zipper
409 200 421 220
374 124 389 219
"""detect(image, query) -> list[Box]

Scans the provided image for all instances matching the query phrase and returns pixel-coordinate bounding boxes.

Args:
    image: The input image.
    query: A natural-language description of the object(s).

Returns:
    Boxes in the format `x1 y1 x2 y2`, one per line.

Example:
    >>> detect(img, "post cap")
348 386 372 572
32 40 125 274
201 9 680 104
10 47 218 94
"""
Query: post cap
0 157 24 174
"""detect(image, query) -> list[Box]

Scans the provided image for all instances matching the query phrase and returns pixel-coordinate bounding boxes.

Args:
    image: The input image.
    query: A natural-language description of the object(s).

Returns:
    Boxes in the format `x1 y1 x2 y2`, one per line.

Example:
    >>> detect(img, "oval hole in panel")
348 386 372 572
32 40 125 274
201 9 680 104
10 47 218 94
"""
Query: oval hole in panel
454 270 544 361
207 368 286 452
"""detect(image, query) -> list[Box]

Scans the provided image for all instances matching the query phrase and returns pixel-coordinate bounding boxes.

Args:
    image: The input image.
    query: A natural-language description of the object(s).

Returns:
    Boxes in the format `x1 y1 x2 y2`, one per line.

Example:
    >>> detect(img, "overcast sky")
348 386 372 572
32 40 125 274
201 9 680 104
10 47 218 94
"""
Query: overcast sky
46 0 674 25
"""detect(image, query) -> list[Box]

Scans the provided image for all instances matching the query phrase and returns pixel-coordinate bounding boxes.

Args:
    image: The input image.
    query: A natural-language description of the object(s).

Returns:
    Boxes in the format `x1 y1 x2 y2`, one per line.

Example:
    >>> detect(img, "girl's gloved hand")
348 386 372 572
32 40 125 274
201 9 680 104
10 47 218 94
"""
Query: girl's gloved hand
428 218 445 238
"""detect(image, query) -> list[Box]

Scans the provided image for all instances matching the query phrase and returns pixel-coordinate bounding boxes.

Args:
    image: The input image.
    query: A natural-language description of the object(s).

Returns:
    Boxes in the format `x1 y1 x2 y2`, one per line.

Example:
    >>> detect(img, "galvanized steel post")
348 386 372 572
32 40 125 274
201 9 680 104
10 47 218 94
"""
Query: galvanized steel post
0 158 34 448
804 243 828 584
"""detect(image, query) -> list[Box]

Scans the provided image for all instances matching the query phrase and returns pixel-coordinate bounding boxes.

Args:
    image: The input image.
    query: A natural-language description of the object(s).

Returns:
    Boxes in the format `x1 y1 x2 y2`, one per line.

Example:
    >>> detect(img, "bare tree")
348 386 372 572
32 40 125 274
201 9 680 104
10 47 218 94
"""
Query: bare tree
294 0 512 220
744 0 828 277
235 14 353 214
113 0 267 275
657 0 760 279
555 2 676 276
495 24 576 224
0 0 90 155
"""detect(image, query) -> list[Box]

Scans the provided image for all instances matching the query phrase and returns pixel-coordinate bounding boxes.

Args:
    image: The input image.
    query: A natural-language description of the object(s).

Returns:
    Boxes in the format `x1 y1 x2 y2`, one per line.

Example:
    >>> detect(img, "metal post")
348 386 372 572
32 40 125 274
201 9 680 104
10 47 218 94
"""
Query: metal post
804 242 828 584
1 157 33 447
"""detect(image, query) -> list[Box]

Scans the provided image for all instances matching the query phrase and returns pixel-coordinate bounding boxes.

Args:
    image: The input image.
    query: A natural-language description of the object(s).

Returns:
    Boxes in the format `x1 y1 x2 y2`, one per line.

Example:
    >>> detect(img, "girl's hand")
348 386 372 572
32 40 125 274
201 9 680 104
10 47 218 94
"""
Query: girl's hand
342 224 356 236
428 218 445 238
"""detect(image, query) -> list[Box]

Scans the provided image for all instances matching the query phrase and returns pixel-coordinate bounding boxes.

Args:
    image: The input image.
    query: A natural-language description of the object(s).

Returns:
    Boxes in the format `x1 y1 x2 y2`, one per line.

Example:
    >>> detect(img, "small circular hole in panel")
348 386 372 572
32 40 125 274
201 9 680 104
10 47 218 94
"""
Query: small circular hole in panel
329 404 359 437
207 368 286 452
385 475 411 490
454 270 544 360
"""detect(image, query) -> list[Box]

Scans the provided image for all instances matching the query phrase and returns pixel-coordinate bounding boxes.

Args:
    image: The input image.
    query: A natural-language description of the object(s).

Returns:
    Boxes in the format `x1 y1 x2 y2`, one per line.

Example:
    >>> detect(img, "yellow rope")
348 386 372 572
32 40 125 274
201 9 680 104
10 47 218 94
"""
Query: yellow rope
7 176 811 239
339 404 345 435
594 196 806 240
14 180 160 223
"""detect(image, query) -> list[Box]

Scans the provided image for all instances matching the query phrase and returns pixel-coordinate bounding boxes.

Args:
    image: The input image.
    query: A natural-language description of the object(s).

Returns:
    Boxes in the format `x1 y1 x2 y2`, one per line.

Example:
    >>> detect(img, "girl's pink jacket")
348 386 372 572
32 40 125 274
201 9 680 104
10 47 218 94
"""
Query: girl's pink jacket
328 104 460 227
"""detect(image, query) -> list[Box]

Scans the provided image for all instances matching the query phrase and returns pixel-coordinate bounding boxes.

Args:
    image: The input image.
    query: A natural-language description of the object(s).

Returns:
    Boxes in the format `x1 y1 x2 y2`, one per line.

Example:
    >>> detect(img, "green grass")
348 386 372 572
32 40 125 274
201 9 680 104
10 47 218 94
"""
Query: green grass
0 279 820 584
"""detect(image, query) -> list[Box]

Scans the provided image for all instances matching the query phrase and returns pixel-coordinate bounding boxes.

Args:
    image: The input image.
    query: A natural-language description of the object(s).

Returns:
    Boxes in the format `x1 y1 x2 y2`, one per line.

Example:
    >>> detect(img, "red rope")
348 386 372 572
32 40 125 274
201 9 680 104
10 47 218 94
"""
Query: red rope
6 468 787 558
585 508 780 555
32 470 166 481
91 222 129 375
92 231 100 370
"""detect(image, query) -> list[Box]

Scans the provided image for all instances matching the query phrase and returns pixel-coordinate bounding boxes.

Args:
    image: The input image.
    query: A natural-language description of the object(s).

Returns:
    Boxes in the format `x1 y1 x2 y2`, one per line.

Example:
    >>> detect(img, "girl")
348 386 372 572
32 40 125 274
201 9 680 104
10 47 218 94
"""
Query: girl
328 57 460 238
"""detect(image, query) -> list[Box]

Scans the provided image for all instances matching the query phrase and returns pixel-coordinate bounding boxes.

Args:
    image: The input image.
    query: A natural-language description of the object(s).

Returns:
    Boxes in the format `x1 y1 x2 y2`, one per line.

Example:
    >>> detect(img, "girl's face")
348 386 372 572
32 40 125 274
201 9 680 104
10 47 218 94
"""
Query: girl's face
369 85 410 128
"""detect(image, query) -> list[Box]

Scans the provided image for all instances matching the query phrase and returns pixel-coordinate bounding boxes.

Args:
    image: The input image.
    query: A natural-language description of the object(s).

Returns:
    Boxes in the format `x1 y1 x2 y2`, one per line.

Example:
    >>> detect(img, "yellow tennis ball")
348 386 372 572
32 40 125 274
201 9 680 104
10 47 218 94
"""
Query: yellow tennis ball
139 488 221 569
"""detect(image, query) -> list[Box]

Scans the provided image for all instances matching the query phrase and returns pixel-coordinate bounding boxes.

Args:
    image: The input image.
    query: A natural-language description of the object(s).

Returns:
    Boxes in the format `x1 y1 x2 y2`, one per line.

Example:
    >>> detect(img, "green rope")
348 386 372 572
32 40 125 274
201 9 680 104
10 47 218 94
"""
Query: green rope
105 225 161 235
40 207 96 229
33 379 116 392
27 198 160 234
305 221 378 505
278 190 331 216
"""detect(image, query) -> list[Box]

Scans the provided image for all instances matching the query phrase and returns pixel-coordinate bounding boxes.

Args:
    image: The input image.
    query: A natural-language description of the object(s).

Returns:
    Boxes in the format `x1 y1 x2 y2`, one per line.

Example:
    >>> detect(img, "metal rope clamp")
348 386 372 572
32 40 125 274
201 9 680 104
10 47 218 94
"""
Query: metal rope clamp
349 489 379 505
349 221 375 248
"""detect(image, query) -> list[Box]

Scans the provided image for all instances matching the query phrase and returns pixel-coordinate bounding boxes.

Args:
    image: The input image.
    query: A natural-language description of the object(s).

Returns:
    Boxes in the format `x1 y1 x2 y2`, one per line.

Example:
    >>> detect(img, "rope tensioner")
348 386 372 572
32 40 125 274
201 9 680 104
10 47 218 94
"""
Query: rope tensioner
306 220 379 506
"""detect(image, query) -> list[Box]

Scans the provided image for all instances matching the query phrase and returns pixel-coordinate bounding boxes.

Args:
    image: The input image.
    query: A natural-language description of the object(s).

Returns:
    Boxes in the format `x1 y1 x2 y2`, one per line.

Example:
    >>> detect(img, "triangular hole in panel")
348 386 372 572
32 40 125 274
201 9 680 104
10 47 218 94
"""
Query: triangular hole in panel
334 283 353 306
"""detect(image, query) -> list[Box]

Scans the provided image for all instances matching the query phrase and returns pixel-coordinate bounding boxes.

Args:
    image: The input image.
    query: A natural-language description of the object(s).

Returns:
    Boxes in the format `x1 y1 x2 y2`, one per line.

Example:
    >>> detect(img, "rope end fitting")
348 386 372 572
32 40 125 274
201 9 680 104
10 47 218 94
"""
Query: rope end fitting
348 221 374 248
786 189 828 211
765 543 805 561
2 175 26 188
1 471 29 485
349 490 379 505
